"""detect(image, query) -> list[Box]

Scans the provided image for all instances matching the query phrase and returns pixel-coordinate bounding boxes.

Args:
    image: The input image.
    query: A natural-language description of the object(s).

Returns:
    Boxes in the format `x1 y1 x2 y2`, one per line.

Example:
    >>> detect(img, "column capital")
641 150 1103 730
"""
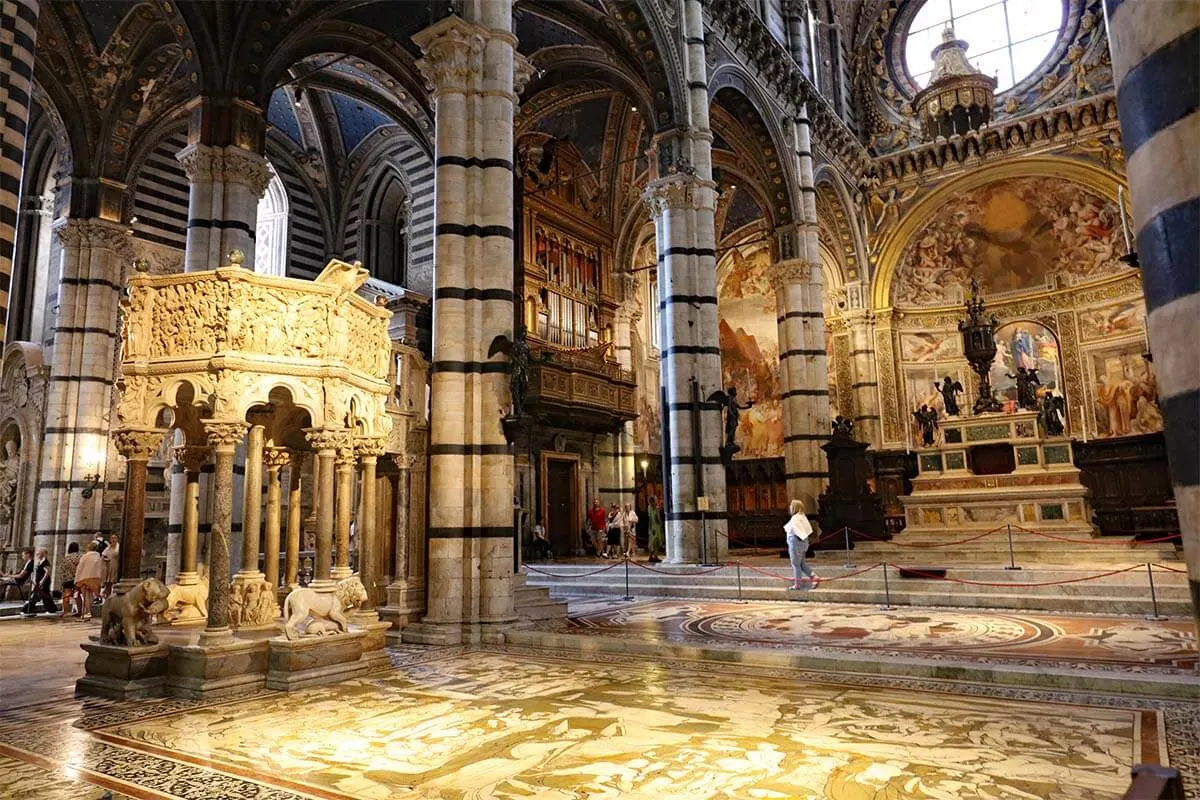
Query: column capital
262 446 292 471
335 441 356 468
305 427 346 454
354 437 387 459
112 428 164 461
174 444 211 472
770 258 822 291
513 52 535 97
177 143 271 197
413 16 487 95
53 217 134 260
203 419 247 452
642 173 717 216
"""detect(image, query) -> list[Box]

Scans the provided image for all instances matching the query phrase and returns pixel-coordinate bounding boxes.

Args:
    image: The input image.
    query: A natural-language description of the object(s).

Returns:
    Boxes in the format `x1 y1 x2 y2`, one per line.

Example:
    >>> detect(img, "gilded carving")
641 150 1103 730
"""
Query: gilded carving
876 327 900 443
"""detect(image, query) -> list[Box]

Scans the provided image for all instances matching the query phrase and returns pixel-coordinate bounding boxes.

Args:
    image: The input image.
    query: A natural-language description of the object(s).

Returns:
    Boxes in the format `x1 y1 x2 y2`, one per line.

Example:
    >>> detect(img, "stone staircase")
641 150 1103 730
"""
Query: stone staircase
521 557 1192 616
841 528 1180 566
513 573 568 621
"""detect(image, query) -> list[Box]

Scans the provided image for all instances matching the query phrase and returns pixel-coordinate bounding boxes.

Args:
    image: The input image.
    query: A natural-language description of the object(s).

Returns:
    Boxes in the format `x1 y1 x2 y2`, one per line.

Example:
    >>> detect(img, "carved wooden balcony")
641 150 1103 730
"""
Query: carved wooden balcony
525 340 637 432
116 255 392 439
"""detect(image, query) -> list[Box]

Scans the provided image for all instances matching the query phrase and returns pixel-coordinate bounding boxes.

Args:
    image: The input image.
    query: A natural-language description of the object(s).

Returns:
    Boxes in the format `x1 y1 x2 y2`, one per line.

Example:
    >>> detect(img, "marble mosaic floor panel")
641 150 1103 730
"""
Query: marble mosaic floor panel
564 599 1199 671
37 650 1165 799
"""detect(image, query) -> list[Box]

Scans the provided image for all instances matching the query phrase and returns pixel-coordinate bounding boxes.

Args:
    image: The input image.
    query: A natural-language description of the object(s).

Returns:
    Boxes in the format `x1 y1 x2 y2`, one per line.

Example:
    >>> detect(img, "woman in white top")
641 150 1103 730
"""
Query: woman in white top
622 504 639 559
784 499 819 590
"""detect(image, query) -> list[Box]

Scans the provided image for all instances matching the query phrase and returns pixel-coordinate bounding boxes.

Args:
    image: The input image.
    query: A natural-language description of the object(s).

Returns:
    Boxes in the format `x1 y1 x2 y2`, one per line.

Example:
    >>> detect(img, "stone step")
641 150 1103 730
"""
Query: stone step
516 598 570 620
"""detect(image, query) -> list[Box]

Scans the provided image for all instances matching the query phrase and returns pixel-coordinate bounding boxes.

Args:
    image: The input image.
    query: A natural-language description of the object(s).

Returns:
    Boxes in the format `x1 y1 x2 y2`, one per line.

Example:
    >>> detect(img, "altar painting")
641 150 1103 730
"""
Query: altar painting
893 176 1129 308
717 246 783 459
987 321 1061 410
1088 344 1162 438
1079 299 1146 342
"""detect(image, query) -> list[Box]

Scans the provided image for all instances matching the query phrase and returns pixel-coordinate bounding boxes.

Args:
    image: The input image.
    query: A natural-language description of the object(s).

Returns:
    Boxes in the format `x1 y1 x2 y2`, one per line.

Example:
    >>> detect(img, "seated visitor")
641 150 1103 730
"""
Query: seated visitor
1 548 33 599
531 518 551 560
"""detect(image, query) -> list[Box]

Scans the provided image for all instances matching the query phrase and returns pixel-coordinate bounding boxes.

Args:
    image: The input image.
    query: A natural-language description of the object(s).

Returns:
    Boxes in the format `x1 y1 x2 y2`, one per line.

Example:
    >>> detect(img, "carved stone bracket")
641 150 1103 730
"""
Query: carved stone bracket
513 52 535 98
112 428 165 461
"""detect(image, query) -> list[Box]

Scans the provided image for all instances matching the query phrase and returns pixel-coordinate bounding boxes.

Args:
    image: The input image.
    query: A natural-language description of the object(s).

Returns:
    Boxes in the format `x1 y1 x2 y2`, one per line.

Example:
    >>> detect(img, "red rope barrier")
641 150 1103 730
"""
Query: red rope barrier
630 560 729 576
1011 524 1182 546
521 561 624 578
845 525 1006 548
888 562 1143 588
736 560 885 583
1153 563 1188 574
736 561 796 582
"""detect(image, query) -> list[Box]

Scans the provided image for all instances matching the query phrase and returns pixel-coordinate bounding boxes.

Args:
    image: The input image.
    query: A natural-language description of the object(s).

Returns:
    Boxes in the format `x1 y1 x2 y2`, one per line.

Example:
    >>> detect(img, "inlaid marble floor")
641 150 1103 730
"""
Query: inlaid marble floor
563 598 1199 670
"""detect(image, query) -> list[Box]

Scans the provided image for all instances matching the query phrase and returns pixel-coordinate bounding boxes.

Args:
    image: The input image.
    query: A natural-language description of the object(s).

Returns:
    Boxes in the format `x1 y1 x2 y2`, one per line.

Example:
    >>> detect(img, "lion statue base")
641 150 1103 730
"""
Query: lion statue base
282 576 369 640
99 578 172 646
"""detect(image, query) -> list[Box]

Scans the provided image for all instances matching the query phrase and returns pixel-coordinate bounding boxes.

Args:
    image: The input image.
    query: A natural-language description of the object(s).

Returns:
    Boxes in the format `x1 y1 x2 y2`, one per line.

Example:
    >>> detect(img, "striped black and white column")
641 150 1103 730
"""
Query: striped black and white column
640 0 728 565
177 136 271 272
1104 0 1200 624
405 9 530 644
34 218 132 553
844 308 881 447
0 0 40 342
775 109 830 517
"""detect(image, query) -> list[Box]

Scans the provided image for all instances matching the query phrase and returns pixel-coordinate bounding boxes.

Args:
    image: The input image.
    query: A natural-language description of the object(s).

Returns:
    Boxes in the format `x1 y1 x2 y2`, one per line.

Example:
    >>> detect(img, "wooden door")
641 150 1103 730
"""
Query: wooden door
546 460 576 556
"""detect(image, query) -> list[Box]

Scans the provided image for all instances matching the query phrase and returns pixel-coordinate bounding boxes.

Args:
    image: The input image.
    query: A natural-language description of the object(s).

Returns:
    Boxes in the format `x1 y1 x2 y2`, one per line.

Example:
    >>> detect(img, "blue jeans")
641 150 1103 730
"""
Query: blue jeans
787 536 814 585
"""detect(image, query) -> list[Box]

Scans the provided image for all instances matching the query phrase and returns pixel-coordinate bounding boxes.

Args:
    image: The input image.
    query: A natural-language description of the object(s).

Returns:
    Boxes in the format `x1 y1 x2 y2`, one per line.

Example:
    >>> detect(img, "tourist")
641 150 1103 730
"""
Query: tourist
1 548 33 598
587 498 607 558
60 541 82 617
784 499 819 591
645 497 664 563
90 530 108 556
74 543 105 620
21 547 57 616
623 503 638 559
101 533 120 598
605 504 622 559
531 518 551 561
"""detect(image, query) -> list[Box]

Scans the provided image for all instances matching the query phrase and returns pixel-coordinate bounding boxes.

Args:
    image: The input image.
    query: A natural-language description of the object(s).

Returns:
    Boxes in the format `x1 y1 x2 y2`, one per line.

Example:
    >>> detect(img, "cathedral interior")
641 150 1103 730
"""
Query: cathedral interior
0 1 1197 798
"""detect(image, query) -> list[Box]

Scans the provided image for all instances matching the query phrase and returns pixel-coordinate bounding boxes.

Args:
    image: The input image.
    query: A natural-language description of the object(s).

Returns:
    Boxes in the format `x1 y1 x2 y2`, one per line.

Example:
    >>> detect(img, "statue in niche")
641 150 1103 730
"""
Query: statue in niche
1007 366 1042 410
913 404 939 447
1039 390 1067 437
0 440 18 546
708 386 754 462
937 376 964 417
488 325 531 418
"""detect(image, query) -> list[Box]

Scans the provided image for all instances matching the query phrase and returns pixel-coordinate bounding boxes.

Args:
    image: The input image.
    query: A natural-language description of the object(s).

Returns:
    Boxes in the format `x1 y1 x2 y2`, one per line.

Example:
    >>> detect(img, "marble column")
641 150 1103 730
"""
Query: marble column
112 428 164 591
176 100 271 271
773 255 830 515
0 0 40 342
235 424 264 579
35 218 130 548
405 7 530 644
844 308 881 448
284 451 305 588
305 429 339 591
200 420 246 644
173 445 208 586
355 438 384 606
261 447 288 590
1103 0 1200 625
612 302 639 512
333 439 354 580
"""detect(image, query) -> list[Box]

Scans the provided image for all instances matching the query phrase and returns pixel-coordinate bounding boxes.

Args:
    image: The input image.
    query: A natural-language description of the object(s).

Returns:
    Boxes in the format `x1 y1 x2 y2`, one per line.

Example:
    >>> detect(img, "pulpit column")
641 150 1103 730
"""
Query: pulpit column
262 447 289 590
356 438 385 606
113 428 164 592
236 424 265 578
332 438 354 580
200 420 247 644
304 429 339 590
285 451 306 588
174 446 209 585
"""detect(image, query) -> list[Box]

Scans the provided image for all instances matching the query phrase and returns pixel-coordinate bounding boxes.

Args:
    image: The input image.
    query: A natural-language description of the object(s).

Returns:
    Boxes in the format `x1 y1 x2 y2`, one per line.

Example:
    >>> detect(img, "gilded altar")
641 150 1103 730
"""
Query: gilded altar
900 410 1094 536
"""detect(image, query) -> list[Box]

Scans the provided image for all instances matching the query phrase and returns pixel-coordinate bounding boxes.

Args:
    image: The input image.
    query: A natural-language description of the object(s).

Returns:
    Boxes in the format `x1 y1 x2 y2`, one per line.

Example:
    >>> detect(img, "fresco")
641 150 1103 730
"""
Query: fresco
1089 344 1162 438
1079 299 1146 342
987 321 1061 410
717 246 783 459
893 177 1129 307
900 331 962 362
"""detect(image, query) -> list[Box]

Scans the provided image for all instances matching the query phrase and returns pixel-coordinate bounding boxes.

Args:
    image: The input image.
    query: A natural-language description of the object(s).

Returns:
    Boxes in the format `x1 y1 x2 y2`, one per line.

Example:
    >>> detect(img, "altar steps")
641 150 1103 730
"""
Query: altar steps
844 532 1179 566
520 560 1192 616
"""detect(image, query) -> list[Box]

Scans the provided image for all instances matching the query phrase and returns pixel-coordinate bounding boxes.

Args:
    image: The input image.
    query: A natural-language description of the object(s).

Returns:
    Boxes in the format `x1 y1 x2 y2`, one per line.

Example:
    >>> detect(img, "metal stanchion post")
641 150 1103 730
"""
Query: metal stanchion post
1004 523 1021 570
736 560 743 601
879 563 893 611
1144 563 1166 621
843 526 854 569
623 557 633 601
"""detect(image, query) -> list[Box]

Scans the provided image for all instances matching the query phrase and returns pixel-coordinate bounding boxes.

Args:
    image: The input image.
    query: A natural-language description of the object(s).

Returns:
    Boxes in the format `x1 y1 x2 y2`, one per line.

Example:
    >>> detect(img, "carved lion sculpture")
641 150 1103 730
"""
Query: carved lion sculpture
99 578 172 646
282 576 369 640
